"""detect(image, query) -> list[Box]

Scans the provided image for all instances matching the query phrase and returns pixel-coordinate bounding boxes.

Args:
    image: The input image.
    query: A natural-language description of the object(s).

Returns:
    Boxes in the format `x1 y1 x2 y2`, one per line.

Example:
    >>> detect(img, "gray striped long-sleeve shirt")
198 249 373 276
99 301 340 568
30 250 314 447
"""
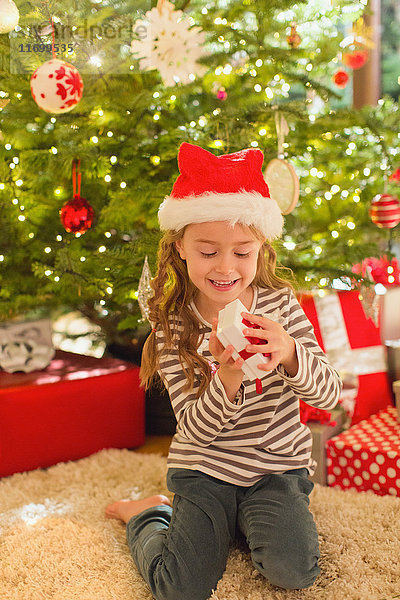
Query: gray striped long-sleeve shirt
156 286 342 486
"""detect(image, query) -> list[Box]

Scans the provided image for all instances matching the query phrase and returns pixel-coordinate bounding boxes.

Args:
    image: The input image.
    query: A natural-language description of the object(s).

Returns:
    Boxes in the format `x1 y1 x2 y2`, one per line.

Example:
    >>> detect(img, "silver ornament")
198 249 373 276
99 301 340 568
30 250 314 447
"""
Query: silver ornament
137 256 154 323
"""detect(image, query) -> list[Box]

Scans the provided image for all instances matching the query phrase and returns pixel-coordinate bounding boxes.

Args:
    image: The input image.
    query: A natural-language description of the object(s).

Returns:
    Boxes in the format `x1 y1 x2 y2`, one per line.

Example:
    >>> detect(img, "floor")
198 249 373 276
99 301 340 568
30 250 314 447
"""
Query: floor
135 435 173 457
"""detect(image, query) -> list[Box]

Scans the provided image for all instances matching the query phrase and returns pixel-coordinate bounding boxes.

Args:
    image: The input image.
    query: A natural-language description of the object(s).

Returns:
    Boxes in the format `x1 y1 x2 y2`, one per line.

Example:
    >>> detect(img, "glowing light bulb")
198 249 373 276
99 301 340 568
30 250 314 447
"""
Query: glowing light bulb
283 242 296 250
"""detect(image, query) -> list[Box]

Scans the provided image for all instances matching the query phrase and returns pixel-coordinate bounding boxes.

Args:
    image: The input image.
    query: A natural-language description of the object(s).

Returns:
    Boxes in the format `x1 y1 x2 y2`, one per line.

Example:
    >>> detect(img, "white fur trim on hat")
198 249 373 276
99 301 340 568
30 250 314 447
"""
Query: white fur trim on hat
158 190 284 241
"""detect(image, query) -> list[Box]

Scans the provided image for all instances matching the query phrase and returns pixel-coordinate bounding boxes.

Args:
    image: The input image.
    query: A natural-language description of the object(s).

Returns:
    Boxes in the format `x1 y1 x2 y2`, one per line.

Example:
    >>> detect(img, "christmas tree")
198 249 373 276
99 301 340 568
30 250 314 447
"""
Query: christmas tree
0 0 399 349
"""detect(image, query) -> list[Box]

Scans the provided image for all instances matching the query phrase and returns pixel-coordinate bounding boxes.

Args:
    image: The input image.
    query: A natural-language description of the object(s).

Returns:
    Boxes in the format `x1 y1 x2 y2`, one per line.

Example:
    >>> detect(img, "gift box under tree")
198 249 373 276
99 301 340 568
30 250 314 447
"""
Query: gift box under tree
298 290 393 424
300 401 345 485
326 406 400 497
392 380 400 422
0 350 145 478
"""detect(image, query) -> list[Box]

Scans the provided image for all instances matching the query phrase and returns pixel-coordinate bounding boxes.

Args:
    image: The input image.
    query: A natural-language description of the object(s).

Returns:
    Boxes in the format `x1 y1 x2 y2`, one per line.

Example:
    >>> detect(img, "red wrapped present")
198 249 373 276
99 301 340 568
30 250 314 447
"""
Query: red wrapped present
0 350 145 478
326 406 400 497
298 290 393 424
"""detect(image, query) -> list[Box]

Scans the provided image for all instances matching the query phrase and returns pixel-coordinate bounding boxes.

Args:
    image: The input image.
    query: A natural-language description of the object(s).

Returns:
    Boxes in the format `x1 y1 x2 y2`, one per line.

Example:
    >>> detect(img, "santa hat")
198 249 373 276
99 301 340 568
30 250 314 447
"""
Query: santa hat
158 142 284 240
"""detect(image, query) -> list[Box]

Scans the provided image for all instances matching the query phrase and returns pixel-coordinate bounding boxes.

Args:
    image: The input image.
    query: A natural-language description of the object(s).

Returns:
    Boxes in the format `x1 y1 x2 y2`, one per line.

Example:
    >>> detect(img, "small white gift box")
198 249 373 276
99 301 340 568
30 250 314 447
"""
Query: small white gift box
217 298 270 381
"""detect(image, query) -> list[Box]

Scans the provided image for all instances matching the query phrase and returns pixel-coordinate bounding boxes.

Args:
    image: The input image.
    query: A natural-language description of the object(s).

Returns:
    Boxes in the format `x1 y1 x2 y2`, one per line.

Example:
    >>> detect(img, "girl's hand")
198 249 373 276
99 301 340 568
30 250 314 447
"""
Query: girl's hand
209 318 245 373
241 312 298 376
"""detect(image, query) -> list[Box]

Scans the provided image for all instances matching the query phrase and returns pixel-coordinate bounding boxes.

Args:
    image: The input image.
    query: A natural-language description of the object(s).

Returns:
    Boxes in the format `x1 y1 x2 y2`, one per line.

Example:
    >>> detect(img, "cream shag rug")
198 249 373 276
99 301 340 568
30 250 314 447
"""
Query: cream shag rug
1 449 399 600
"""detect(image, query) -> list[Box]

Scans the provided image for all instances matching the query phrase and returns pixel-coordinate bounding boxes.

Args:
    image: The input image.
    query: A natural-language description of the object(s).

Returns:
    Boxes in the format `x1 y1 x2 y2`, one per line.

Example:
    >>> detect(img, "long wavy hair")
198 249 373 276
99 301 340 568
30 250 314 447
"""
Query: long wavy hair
140 225 294 397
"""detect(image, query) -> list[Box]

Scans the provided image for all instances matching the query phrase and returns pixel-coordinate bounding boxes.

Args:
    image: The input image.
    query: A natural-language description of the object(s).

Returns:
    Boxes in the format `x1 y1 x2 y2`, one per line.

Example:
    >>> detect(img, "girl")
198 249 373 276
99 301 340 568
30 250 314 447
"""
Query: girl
106 142 342 600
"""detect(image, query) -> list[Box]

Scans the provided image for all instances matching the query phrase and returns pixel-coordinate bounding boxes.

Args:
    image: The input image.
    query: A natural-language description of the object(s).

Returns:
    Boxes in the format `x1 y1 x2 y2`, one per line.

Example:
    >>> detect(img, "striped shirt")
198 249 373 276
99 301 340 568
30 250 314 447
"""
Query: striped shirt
156 286 342 486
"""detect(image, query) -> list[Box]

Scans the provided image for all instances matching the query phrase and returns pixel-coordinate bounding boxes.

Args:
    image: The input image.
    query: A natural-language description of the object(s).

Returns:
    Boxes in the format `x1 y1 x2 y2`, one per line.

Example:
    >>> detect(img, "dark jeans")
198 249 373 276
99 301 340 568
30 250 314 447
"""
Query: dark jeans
126 467 320 600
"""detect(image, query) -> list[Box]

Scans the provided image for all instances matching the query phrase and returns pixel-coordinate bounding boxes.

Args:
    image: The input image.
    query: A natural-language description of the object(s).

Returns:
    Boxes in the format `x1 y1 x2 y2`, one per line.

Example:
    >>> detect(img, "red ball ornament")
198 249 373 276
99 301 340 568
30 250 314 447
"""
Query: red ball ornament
287 22 301 49
369 194 400 229
60 196 94 234
332 69 349 88
217 87 227 100
30 58 83 114
389 168 400 183
342 46 369 70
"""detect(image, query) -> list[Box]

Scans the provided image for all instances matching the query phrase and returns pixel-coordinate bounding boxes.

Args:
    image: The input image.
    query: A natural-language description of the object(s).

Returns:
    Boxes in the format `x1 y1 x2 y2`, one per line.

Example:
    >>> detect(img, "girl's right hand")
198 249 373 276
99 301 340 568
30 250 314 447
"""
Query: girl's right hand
209 318 245 373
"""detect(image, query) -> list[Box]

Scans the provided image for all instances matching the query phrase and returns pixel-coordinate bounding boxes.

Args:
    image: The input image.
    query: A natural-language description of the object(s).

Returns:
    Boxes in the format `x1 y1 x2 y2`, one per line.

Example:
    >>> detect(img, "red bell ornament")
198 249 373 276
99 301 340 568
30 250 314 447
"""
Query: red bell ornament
60 196 94 234
287 22 301 49
369 194 400 229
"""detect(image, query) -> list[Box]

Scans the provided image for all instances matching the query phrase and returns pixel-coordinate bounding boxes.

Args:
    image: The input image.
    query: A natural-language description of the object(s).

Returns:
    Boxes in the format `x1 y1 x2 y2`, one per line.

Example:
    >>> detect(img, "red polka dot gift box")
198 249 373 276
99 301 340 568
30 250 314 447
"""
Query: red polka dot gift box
326 406 400 497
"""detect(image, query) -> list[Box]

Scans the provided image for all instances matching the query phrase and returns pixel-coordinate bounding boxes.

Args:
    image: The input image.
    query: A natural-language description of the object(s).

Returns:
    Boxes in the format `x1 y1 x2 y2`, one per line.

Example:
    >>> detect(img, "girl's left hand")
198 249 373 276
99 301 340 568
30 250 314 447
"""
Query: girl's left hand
241 311 298 376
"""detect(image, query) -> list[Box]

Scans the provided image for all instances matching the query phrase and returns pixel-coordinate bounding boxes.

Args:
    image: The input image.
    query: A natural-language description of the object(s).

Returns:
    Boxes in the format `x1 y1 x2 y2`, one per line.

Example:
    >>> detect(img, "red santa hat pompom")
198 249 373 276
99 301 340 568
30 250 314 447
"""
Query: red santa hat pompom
158 143 284 241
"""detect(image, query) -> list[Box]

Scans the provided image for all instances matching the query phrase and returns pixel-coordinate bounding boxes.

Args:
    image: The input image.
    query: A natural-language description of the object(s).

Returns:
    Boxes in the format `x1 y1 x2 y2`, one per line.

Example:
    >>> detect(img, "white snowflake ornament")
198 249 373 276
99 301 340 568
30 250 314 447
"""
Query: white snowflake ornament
131 0 207 87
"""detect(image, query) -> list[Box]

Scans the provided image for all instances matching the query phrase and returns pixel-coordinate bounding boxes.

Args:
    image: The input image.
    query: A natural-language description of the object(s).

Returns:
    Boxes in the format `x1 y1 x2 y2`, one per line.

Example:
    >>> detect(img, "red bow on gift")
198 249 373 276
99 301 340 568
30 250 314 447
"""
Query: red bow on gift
299 399 336 426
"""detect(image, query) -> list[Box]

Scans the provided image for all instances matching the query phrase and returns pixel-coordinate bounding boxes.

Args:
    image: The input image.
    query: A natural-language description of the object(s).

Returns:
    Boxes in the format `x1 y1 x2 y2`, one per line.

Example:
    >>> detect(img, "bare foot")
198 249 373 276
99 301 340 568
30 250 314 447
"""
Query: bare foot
105 494 171 524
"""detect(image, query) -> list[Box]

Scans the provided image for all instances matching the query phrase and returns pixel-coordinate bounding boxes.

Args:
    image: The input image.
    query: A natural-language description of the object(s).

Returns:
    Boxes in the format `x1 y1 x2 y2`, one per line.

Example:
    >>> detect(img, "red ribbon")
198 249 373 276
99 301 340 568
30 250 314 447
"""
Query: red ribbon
51 18 56 59
238 318 271 360
299 400 337 426
209 318 271 395
41 7 57 60
72 159 82 199
238 318 271 395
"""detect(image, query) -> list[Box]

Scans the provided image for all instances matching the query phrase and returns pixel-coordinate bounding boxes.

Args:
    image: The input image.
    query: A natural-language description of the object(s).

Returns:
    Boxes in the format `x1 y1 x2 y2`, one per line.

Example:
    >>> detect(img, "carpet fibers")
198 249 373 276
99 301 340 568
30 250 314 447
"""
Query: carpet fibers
0 448 399 600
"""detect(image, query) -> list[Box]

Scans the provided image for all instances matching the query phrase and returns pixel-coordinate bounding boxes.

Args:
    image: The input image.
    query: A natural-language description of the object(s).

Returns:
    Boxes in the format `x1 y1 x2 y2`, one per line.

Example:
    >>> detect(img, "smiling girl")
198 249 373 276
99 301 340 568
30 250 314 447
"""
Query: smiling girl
106 143 342 600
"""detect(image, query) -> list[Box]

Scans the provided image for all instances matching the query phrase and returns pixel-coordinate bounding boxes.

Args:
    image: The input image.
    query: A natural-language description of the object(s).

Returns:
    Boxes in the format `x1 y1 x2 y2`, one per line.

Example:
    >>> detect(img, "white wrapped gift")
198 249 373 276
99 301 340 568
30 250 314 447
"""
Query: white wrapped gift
217 298 270 382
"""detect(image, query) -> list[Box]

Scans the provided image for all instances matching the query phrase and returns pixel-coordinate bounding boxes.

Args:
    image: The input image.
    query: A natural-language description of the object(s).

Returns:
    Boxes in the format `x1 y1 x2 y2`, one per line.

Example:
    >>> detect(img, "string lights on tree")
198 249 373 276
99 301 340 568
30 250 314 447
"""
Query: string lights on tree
0 0 399 344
